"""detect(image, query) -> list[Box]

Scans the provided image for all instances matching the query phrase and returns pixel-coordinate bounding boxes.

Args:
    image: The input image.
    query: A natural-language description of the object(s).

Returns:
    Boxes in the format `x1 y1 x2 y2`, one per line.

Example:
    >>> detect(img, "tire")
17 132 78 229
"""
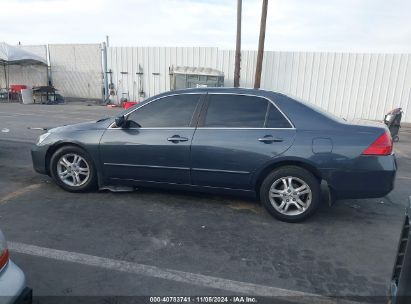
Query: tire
50 145 97 192
393 135 400 142
260 166 321 223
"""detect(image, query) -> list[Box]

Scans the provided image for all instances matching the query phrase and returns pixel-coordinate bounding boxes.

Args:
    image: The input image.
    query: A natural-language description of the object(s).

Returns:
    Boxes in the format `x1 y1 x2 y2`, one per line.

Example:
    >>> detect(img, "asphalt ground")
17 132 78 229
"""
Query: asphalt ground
0 103 410 304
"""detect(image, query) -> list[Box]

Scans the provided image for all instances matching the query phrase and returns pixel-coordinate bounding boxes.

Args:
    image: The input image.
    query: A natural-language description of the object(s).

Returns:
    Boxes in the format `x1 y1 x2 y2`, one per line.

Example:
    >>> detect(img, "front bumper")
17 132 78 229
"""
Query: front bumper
0 261 30 304
31 144 48 175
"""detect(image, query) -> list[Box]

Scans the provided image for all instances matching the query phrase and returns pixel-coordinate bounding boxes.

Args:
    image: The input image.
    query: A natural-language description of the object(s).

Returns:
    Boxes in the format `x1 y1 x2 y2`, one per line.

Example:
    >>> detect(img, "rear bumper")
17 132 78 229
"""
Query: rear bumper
30 144 48 175
0 261 30 304
324 154 397 200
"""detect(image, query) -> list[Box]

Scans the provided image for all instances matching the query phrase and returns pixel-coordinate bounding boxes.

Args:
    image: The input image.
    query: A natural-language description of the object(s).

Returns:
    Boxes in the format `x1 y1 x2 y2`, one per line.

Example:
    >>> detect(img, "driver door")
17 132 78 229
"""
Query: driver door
100 94 204 185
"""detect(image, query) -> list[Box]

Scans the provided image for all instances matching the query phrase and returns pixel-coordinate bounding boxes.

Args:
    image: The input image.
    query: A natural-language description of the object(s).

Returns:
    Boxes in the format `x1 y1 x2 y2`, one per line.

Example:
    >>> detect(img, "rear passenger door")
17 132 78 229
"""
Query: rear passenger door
190 94 296 190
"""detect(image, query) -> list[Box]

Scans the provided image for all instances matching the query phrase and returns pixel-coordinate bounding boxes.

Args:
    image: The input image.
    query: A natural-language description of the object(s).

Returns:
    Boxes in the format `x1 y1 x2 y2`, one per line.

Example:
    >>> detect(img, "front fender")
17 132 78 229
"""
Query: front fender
42 130 106 186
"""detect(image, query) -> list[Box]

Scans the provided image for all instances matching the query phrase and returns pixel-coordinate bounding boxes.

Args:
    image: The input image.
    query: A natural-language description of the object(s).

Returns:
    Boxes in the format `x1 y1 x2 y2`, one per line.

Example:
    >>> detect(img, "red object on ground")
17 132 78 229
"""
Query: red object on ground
122 101 138 109
10 84 27 93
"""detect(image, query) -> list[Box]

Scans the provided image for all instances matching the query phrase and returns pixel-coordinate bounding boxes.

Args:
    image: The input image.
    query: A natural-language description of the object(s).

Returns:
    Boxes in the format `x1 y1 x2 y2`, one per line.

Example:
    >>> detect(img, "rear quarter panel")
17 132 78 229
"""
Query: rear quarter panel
266 93 396 199
281 124 395 199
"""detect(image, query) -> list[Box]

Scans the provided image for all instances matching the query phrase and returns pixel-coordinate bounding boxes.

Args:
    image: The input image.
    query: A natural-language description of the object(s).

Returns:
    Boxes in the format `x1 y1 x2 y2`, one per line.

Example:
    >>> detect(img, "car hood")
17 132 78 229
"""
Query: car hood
48 118 114 133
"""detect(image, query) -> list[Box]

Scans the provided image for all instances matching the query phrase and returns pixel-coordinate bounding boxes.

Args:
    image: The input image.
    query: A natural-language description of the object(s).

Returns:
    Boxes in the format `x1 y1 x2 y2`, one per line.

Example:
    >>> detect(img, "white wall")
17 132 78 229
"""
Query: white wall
49 44 102 99
1 43 103 100
107 47 219 103
108 47 411 123
230 51 411 123
3 44 410 123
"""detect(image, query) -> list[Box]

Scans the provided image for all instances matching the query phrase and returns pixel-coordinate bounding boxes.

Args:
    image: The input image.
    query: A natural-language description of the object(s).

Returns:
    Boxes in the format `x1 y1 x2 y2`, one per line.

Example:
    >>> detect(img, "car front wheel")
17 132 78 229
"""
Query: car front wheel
50 145 97 192
260 166 321 222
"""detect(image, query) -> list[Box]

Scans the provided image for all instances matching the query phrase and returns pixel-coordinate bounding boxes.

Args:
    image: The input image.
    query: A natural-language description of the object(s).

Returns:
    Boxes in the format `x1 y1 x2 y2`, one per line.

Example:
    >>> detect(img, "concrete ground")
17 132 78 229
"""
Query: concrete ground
0 103 410 303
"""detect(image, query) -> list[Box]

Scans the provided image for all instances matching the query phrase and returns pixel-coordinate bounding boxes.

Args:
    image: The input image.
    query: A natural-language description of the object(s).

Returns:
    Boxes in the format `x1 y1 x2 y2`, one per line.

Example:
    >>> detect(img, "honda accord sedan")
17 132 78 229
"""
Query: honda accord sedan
31 88 396 222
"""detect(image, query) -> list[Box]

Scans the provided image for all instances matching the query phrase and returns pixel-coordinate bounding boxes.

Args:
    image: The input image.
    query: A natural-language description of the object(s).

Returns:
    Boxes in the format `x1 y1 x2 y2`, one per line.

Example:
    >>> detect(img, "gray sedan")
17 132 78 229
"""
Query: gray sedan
31 88 396 222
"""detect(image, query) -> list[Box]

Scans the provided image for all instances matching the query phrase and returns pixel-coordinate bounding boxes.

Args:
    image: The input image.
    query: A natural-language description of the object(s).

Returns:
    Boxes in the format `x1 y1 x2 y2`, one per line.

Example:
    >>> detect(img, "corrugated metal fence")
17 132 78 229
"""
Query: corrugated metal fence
0 44 102 100
107 47 220 102
49 44 102 99
108 47 411 123
2 44 411 122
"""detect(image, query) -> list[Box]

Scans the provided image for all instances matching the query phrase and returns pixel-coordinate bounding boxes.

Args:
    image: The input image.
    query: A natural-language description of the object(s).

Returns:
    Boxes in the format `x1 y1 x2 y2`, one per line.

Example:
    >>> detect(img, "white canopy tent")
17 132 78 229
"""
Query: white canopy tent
0 42 48 102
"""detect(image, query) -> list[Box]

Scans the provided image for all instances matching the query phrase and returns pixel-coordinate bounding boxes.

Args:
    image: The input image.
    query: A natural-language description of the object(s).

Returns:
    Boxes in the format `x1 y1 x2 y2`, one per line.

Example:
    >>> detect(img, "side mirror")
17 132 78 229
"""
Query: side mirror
115 115 125 127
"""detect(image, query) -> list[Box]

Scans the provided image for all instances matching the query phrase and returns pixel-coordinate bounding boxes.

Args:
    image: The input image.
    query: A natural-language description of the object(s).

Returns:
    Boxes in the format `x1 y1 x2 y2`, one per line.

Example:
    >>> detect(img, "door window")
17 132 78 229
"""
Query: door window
204 95 268 128
266 104 292 128
128 94 201 128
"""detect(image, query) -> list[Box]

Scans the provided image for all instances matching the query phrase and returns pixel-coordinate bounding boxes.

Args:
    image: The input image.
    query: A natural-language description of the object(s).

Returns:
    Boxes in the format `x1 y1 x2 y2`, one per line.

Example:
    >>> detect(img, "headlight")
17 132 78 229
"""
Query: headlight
37 132 51 145
0 230 9 271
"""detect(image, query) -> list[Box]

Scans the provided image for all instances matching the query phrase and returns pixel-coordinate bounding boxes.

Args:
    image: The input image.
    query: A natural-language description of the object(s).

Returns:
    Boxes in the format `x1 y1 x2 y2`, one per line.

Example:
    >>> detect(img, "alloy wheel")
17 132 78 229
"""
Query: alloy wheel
56 153 90 187
269 176 312 216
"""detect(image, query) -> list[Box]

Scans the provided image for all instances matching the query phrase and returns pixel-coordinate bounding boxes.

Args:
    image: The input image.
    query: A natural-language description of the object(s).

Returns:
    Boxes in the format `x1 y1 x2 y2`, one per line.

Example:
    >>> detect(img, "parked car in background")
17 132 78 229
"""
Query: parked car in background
0 229 31 304
31 88 396 222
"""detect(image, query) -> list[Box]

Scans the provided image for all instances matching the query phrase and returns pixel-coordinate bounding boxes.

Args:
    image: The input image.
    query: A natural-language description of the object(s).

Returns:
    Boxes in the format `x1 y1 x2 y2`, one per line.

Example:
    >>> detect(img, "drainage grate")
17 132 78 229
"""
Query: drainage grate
390 197 411 304
392 215 410 282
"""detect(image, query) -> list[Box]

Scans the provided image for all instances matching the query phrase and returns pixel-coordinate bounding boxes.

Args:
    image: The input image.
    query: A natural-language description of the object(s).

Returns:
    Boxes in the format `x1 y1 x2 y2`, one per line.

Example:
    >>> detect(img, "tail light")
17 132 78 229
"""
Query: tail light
362 131 393 156
0 230 9 271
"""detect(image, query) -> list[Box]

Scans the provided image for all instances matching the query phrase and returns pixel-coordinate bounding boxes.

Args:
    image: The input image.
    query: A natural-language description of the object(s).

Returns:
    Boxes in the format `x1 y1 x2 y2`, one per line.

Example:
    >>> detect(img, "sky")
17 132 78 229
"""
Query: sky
1 0 411 52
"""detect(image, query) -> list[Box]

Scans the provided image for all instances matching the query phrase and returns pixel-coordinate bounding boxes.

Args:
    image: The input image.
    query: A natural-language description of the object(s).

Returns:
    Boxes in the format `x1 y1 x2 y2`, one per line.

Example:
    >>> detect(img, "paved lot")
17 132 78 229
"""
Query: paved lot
1 103 411 303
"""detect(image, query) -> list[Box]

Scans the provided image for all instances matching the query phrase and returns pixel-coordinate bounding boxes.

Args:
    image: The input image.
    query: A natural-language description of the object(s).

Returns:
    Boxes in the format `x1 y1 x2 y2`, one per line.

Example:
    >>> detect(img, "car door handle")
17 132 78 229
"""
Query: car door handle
167 135 189 143
258 136 284 143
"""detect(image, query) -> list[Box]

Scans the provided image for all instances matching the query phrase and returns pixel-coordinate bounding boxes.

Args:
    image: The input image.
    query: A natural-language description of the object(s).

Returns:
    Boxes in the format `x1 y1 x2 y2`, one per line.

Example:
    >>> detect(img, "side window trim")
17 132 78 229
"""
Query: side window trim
197 93 210 128
263 102 270 128
197 93 295 129
189 94 207 128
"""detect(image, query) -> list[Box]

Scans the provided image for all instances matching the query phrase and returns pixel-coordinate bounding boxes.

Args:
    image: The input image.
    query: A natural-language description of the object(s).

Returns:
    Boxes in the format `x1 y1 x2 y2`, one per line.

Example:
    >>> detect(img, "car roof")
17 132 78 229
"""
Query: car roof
166 87 273 96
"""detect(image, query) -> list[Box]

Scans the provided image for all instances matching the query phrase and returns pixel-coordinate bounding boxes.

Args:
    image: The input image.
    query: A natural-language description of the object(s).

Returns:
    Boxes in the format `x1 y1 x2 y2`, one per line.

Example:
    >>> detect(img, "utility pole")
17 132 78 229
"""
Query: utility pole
234 0 242 88
254 0 268 89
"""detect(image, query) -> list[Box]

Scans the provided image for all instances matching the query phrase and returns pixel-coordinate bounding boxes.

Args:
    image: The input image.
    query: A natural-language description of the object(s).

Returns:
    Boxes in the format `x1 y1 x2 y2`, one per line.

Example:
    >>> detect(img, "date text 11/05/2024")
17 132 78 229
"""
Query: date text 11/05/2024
149 296 258 303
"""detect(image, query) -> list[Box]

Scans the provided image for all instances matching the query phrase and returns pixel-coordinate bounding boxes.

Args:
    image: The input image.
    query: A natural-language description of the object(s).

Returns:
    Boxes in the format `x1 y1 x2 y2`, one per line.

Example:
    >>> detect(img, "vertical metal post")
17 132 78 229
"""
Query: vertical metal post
254 0 268 89
46 44 52 86
234 0 242 88
2 63 7 101
101 42 109 102
6 64 9 102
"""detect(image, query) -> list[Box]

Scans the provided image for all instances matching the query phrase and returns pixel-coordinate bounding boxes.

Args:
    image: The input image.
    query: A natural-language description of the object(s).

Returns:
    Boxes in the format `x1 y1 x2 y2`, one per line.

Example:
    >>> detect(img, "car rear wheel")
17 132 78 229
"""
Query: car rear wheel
50 145 97 192
260 166 321 222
